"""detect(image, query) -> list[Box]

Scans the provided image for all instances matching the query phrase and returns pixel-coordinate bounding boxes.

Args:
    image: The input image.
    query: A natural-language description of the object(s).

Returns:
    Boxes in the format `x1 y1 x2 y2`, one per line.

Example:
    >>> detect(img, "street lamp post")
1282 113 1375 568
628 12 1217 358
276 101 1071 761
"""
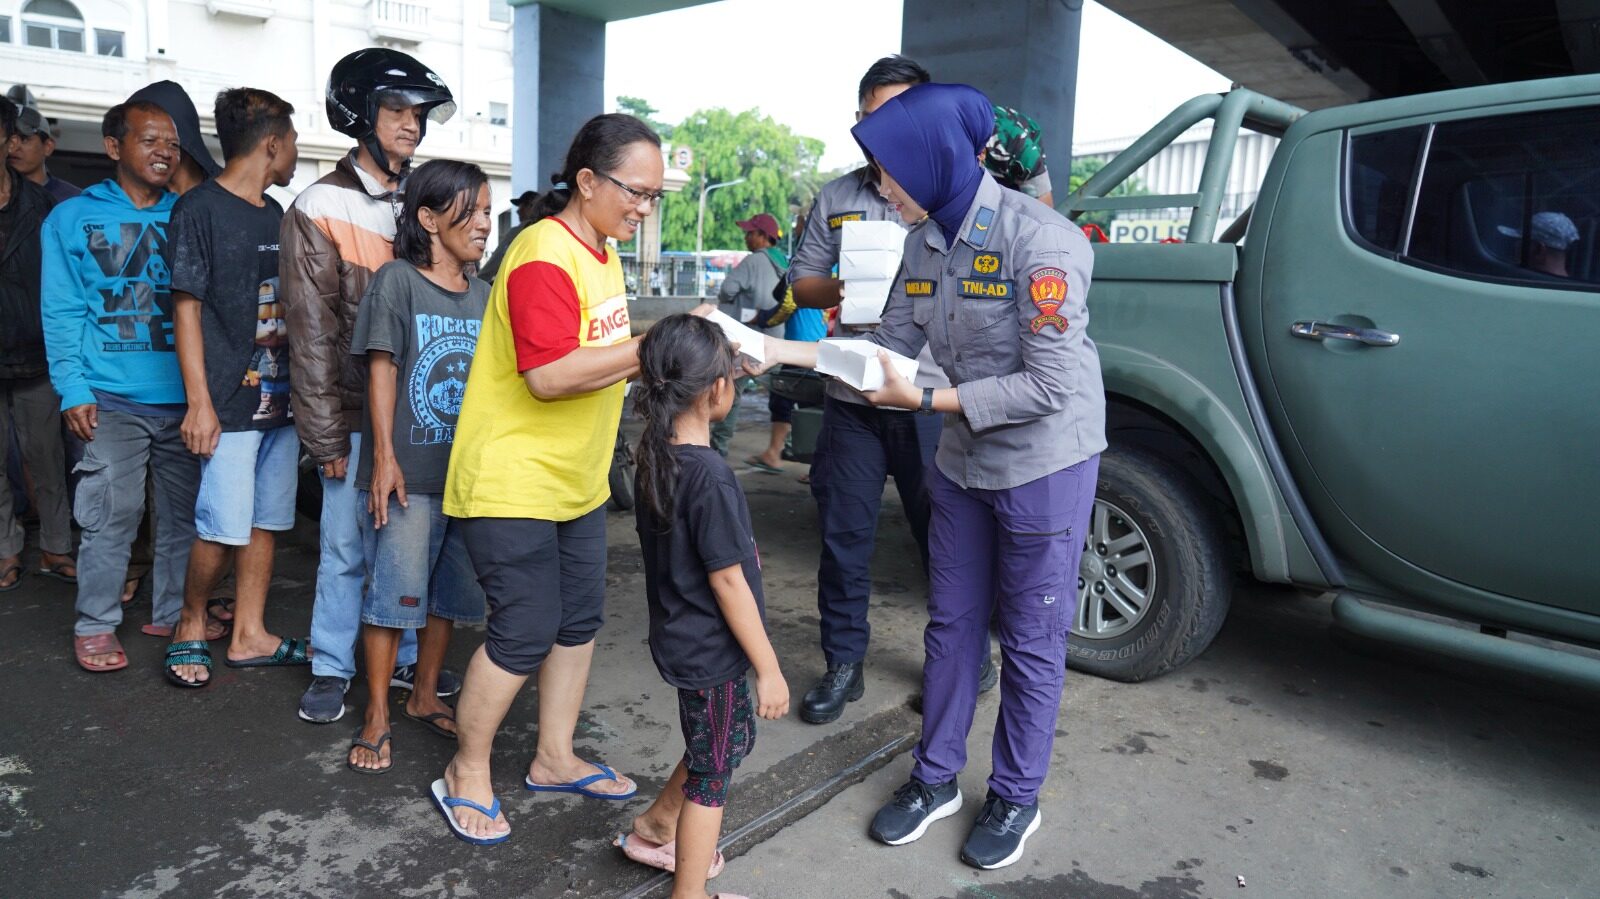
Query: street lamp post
696 176 746 297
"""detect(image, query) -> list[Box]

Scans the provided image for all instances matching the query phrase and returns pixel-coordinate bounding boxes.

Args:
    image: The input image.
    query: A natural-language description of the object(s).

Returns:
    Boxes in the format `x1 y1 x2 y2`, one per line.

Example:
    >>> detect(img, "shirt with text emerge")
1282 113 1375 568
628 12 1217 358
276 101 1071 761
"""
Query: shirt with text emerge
351 261 488 493
444 216 631 520
167 180 290 431
635 444 766 690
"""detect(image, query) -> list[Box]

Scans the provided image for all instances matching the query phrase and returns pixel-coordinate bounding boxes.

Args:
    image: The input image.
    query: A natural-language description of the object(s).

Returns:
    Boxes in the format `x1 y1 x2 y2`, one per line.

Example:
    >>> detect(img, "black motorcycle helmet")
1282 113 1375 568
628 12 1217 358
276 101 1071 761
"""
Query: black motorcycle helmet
326 48 456 178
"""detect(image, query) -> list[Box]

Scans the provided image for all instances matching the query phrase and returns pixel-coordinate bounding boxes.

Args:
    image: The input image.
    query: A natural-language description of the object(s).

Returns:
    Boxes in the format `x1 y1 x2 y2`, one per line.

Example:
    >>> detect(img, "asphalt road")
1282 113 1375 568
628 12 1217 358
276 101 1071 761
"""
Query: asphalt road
2 413 1596 898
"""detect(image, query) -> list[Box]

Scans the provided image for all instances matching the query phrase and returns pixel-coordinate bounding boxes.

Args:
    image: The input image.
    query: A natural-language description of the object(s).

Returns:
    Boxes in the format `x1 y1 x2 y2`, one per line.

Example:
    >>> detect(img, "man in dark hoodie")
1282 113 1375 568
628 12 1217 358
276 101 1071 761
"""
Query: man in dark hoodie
0 96 73 594
42 98 192 673
128 80 221 195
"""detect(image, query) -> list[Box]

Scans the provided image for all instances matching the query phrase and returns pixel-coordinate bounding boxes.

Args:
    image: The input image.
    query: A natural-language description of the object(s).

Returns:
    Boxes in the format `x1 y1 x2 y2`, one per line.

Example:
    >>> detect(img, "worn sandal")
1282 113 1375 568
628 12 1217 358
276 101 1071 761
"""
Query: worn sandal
0 562 22 593
164 640 212 688
74 633 128 672
405 709 458 740
36 558 77 584
225 636 311 668
347 731 393 775
614 831 725 878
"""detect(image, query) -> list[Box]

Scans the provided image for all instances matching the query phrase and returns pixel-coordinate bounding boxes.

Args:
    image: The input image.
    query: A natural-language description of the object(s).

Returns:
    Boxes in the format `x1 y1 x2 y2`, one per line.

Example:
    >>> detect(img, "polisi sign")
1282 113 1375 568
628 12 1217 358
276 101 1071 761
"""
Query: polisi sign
1110 219 1189 243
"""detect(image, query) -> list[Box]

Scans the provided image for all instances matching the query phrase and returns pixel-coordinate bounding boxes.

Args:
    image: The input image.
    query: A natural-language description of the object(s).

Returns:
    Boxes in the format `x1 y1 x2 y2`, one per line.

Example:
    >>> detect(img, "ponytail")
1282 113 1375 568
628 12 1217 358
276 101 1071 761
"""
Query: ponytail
533 112 660 223
632 314 737 523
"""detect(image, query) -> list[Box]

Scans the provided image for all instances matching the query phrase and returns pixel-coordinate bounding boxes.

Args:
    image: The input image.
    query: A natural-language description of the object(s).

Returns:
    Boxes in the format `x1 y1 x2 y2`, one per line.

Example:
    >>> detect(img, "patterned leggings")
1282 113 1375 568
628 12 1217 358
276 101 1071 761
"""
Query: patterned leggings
677 675 757 808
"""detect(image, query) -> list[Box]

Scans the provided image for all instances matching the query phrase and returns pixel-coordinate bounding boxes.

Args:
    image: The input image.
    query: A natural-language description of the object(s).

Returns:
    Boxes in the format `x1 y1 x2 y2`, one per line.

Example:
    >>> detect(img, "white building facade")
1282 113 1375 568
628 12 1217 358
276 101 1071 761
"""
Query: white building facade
0 0 518 234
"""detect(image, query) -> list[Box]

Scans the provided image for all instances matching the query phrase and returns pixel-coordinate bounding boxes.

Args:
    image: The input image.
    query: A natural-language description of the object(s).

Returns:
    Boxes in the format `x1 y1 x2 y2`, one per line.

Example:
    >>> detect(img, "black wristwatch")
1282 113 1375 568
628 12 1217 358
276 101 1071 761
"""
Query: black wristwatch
919 387 936 414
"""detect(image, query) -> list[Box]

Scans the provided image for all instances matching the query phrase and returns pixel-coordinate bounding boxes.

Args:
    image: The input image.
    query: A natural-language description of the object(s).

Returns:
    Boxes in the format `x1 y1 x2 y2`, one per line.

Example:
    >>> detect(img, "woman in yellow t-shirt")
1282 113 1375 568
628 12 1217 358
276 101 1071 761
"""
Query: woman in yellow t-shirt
431 114 664 845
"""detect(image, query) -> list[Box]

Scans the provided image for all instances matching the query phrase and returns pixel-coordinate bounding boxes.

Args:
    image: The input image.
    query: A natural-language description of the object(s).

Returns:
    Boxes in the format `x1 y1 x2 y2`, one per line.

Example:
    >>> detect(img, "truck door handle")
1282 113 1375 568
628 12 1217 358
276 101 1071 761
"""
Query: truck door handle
1290 320 1400 347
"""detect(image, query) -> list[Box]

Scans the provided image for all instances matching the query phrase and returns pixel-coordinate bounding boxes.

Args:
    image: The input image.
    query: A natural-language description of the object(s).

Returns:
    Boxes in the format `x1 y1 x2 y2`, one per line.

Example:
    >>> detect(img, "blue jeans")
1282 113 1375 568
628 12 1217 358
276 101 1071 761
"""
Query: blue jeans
809 395 942 665
72 410 197 636
358 491 484 629
309 432 416 679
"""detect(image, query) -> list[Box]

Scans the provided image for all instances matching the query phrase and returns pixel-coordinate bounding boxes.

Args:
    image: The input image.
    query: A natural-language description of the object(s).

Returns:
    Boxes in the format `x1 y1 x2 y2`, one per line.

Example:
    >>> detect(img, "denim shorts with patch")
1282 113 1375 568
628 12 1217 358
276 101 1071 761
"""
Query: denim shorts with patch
194 426 299 546
358 491 485 629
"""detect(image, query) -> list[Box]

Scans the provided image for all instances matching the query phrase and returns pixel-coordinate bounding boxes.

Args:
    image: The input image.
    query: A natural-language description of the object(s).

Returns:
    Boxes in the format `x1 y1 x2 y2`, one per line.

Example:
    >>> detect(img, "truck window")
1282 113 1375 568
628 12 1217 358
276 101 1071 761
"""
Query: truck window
1345 127 1425 254
1406 106 1599 288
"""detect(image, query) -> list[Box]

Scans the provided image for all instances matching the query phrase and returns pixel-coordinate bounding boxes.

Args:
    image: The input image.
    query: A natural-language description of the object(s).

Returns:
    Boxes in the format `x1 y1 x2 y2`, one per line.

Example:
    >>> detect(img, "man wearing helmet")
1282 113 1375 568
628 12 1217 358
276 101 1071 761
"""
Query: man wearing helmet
280 48 461 724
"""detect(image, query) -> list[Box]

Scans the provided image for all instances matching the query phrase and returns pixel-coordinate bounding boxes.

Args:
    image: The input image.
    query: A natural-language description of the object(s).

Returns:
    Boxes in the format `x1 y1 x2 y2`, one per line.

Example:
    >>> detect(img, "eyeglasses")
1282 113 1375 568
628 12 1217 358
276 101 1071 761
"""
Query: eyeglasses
598 172 666 208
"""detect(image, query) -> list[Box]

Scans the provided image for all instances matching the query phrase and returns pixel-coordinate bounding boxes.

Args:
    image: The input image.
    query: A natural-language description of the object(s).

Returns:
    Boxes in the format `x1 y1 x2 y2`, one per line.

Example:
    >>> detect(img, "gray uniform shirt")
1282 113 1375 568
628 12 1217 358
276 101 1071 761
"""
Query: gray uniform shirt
869 174 1107 490
790 166 950 404
717 248 783 336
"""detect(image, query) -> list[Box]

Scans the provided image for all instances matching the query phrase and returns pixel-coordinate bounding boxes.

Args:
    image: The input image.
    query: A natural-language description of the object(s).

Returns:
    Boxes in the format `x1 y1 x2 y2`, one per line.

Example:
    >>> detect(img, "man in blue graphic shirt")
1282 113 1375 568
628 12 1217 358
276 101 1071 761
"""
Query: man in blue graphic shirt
41 99 196 673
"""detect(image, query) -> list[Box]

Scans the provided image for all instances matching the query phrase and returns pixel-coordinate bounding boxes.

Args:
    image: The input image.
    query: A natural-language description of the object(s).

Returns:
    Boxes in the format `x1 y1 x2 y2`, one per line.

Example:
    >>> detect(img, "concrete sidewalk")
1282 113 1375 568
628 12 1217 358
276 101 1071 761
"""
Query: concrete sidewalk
3 412 1598 898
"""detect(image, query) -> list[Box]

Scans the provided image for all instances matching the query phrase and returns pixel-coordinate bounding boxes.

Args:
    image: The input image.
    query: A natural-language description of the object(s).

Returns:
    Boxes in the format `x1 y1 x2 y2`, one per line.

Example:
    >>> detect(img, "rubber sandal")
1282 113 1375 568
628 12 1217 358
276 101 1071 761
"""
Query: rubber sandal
430 778 511 845
347 731 393 775
405 709 458 741
74 633 128 672
0 563 22 593
524 761 637 800
164 640 212 688
225 636 311 668
206 596 235 623
36 558 76 584
614 831 725 878
743 456 782 475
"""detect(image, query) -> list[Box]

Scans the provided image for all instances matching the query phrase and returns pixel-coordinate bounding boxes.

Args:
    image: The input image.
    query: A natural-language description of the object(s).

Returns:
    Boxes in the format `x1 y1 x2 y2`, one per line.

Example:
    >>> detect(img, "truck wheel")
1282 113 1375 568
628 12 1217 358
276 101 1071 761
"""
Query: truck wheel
1067 447 1231 682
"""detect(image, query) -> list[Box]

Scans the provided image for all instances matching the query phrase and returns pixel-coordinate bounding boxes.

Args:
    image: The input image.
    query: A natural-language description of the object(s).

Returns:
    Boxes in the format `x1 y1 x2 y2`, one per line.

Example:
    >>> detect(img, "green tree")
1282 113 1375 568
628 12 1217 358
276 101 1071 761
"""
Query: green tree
615 95 672 139
1066 156 1147 232
657 107 825 252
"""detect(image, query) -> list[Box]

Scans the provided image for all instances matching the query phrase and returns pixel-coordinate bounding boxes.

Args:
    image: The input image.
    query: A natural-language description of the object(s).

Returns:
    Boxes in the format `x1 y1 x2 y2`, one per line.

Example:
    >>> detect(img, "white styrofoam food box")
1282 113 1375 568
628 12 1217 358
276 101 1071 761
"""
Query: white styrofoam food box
839 249 901 280
840 278 893 325
841 220 907 252
815 338 920 392
706 309 766 362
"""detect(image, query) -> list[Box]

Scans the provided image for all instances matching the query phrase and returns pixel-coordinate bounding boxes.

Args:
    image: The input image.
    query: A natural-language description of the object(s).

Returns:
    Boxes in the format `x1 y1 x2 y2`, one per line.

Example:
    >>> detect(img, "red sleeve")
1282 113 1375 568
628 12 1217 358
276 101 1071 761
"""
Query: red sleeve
506 260 582 371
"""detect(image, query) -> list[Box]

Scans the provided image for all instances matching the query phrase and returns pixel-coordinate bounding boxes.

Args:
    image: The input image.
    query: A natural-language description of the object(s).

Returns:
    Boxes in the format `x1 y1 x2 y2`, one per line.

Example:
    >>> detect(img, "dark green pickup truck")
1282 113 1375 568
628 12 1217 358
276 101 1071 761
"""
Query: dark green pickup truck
1062 76 1600 685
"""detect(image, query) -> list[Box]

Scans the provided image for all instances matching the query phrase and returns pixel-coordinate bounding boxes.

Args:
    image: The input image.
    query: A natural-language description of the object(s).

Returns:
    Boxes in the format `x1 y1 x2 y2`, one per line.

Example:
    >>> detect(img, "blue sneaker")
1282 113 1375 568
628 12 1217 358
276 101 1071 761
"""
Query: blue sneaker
298 675 349 724
391 664 462 698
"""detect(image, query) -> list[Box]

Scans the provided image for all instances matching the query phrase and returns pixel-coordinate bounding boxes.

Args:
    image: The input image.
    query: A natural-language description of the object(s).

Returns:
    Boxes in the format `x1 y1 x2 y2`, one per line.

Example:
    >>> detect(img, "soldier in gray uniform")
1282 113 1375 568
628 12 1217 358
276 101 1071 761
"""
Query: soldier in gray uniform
756 82 1105 871
787 56 997 725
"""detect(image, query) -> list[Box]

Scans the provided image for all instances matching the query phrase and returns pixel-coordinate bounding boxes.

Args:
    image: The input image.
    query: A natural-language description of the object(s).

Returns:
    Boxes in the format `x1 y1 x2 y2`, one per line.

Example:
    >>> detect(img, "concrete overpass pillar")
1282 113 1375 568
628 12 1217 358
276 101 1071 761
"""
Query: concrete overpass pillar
511 2 606 194
901 0 1083 184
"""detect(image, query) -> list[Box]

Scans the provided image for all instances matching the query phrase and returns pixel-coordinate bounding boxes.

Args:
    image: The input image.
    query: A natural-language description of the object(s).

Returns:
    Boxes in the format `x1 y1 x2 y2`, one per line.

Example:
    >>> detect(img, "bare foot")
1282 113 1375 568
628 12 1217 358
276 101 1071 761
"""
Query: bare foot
40 551 76 579
404 694 458 736
348 716 393 772
120 576 141 604
0 556 20 590
528 756 636 797
227 631 291 664
169 613 213 684
443 759 510 839
631 809 676 847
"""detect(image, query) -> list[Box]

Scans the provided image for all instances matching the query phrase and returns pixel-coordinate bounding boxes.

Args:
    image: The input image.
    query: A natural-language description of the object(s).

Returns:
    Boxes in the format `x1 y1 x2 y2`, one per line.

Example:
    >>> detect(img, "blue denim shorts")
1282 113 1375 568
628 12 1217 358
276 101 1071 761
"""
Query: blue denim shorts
194 426 300 546
358 491 485 629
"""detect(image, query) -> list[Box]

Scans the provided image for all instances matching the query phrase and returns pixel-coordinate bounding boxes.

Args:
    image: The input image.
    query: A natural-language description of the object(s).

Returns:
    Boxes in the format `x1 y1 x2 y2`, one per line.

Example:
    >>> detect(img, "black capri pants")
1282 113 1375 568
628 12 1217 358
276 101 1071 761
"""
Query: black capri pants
459 509 607 676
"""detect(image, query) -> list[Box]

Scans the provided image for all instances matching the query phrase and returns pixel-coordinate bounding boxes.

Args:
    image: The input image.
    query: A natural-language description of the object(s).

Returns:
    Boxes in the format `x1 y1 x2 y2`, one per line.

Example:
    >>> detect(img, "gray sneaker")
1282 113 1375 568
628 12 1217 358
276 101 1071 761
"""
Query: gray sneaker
390 664 462 698
298 676 349 724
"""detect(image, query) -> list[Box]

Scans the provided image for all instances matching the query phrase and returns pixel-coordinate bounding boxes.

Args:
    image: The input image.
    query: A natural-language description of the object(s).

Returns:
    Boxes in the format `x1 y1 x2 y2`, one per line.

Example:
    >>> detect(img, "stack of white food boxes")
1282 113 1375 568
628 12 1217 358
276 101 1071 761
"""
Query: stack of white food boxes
838 220 907 326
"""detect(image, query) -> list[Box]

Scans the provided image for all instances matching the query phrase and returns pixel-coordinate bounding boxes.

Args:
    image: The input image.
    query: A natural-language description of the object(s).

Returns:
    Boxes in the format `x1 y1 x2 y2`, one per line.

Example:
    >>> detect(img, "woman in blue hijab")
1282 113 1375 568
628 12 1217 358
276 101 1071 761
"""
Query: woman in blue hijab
755 83 1106 871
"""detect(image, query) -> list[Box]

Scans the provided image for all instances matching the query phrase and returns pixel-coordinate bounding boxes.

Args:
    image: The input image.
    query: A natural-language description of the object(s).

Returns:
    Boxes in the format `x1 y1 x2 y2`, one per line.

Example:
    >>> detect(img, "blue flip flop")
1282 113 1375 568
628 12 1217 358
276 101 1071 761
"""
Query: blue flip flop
524 762 637 800
429 778 510 845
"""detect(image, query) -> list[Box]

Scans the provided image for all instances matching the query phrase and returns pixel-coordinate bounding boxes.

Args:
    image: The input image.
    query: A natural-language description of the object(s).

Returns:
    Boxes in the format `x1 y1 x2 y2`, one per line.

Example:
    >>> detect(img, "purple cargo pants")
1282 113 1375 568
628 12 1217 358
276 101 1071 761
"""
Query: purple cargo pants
910 455 1100 805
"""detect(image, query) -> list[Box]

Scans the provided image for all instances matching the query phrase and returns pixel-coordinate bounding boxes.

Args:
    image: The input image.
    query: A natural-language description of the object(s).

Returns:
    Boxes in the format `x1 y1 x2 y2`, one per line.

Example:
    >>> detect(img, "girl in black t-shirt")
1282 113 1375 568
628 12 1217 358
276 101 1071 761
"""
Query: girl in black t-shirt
615 314 788 899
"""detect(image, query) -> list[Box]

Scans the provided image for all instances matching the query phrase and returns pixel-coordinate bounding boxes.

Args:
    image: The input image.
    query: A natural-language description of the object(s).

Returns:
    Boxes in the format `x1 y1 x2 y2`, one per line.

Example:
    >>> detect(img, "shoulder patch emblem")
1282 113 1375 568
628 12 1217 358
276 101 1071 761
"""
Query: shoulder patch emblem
971 252 1002 275
958 278 1013 299
828 211 865 230
1028 267 1069 334
904 278 936 297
